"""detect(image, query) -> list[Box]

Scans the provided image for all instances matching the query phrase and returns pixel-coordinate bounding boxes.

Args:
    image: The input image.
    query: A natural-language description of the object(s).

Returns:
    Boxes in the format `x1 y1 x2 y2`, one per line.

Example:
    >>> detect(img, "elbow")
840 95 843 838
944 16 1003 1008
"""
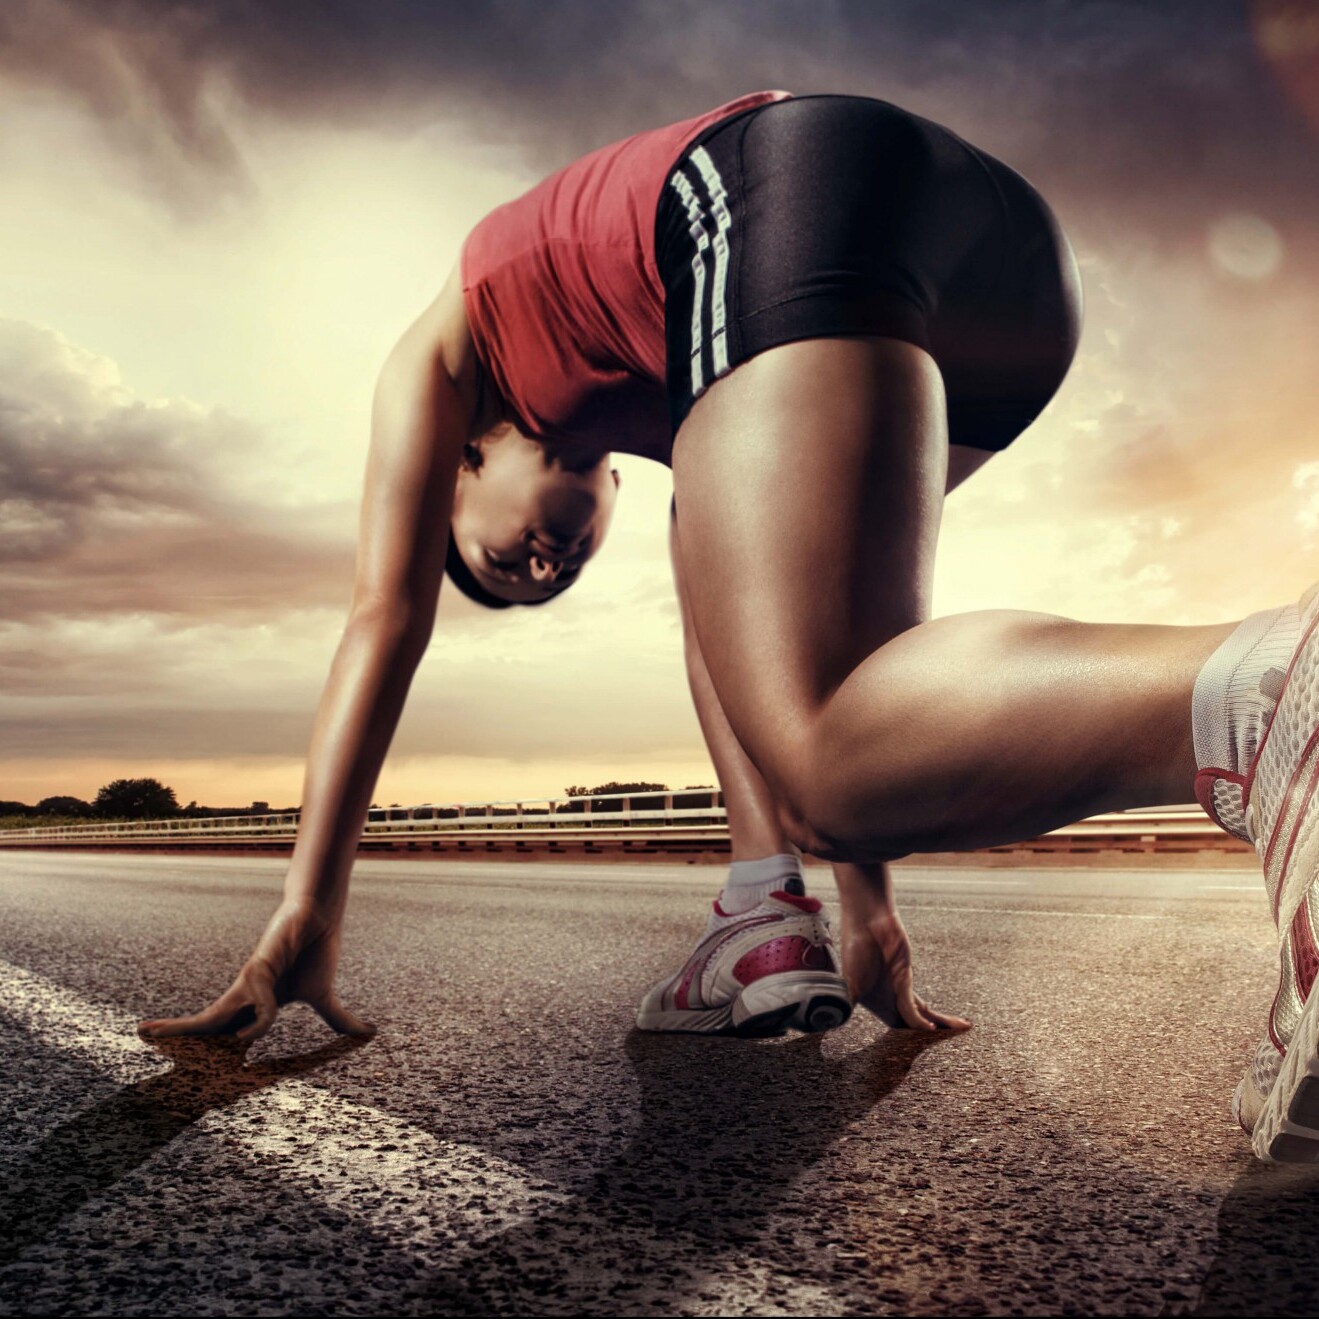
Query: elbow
345 598 434 655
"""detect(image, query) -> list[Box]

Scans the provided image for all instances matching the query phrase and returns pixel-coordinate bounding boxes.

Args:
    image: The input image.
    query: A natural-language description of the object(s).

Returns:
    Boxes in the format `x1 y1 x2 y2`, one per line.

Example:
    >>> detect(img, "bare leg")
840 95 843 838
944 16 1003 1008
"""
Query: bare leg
670 432 989 861
670 507 789 862
672 338 1237 862
670 443 992 1027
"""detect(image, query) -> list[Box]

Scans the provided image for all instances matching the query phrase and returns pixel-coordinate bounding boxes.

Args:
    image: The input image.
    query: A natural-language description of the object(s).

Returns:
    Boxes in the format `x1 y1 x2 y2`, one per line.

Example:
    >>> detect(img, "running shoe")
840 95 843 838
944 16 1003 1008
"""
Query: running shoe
635 885 852 1037
1200 584 1319 1160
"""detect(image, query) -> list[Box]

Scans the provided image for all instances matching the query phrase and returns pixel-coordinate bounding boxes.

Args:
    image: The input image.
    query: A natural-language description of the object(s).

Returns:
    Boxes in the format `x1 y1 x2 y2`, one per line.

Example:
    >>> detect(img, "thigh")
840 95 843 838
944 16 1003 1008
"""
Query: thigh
947 443 993 493
670 334 948 799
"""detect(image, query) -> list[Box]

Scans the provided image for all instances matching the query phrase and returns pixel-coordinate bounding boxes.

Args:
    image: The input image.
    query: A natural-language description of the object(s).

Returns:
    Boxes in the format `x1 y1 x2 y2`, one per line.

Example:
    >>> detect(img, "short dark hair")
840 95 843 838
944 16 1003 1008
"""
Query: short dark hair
444 533 563 609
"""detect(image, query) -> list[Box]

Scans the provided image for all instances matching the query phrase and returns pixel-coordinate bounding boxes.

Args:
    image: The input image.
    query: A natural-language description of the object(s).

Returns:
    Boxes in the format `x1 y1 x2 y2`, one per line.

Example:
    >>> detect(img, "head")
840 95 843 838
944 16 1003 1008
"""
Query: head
447 424 621 608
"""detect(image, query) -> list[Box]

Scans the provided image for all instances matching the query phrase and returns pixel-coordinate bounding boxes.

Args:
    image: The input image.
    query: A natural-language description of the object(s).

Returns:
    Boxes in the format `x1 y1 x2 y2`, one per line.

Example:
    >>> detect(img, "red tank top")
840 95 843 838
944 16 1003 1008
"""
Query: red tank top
461 91 791 466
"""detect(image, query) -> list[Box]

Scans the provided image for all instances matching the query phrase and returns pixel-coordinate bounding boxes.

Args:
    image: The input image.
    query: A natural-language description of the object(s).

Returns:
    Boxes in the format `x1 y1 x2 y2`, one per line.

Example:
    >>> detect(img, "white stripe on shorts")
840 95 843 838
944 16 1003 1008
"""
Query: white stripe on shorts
688 146 733 379
668 167 710 397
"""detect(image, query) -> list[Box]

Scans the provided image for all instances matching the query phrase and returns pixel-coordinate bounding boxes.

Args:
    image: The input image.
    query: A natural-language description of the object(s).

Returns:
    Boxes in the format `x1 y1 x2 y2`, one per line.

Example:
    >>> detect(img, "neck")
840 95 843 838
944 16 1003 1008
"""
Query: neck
468 355 513 440
544 440 609 475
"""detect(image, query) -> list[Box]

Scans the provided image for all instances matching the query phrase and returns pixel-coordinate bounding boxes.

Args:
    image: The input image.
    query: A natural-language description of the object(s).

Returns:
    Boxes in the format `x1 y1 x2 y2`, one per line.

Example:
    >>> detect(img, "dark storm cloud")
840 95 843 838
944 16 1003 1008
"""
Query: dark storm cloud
5 0 1318 227
0 320 354 622
0 318 704 767
0 0 252 217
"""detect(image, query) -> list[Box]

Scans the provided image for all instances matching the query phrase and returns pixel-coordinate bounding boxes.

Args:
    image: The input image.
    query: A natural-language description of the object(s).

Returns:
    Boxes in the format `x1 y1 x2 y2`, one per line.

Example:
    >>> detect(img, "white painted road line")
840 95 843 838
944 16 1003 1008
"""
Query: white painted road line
905 905 1172 921
903 878 1029 887
0 961 167 1087
228 1085 569 1239
0 958 567 1245
0 959 845 1314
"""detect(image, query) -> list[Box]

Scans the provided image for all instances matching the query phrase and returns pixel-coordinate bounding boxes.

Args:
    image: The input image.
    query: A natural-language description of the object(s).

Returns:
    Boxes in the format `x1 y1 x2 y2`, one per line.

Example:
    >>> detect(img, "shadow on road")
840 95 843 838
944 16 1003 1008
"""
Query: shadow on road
1194 1158 1319 1315
0 1034 367 1268
413 1025 956 1314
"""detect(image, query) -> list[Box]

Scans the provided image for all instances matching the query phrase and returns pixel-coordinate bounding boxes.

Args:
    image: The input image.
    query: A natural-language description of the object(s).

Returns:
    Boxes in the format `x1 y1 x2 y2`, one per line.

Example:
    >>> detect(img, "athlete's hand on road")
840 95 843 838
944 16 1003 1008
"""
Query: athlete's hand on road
138 900 375 1044
836 866 971 1033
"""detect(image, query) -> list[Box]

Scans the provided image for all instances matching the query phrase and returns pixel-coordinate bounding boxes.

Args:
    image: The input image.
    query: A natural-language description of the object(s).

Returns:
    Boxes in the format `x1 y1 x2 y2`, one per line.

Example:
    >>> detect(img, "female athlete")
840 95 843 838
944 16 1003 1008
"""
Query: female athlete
140 91 1319 1161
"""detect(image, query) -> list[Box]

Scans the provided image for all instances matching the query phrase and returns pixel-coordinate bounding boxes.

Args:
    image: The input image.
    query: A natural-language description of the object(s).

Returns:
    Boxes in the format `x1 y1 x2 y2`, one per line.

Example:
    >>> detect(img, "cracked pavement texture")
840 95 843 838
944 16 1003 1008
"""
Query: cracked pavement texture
0 850 1314 1315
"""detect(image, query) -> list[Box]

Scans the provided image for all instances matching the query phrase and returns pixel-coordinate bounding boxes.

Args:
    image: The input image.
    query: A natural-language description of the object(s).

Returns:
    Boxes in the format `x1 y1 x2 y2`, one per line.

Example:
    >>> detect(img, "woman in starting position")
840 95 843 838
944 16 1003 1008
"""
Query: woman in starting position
142 91 1319 1162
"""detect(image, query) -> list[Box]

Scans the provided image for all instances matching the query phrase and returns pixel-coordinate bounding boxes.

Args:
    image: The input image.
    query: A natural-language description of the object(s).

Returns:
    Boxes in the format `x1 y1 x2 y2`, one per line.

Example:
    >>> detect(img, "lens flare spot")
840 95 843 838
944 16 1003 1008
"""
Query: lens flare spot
1253 0 1319 137
1207 214 1284 281
1256 0 1319 58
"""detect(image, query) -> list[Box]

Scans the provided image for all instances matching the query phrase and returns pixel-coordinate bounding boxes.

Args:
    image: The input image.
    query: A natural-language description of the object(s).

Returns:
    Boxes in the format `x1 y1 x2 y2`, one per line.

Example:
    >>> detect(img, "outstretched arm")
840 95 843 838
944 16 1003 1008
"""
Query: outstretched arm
140 268 478 1043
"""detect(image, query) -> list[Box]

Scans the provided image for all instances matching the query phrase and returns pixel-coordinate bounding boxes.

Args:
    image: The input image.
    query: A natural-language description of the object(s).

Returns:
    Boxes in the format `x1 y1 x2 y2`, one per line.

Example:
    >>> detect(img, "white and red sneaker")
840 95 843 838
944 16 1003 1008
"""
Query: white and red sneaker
1200 584 1319 1160
636 887 852 1037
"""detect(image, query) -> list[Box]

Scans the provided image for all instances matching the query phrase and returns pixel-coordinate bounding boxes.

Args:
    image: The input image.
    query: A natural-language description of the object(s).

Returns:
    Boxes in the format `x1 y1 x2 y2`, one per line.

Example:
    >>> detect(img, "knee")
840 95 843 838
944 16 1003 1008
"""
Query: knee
771 731 909 865
772 796 836 860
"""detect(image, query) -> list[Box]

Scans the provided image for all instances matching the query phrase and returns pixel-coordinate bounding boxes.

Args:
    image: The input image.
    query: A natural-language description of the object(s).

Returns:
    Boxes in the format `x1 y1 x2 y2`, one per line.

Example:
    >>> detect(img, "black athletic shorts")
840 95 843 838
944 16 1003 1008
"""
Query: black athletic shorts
654 94 1083 451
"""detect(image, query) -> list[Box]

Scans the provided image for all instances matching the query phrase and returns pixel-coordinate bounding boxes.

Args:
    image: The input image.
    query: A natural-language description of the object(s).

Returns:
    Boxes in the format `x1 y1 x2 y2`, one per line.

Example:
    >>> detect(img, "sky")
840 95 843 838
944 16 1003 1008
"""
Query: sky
2 0 1318 810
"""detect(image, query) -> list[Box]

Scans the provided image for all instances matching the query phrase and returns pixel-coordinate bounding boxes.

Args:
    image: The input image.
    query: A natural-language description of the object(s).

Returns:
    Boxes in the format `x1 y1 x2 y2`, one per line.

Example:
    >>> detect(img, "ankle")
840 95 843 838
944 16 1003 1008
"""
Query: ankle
718 852 804 914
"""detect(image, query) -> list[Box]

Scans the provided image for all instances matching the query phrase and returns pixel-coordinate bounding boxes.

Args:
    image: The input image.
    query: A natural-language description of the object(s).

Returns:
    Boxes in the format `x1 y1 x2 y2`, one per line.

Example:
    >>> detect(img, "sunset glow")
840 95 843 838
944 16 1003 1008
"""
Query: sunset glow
3 2 1318 809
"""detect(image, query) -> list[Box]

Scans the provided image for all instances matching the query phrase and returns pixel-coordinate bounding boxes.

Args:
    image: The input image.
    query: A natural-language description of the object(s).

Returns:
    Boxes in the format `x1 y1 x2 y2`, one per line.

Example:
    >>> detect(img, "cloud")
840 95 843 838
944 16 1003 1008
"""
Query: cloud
935 236 1319 624
0 643 699 761
0 591 699 765
0 319 356 623
1296 461 1319 539
5 4 1319 805
0 320 698 773
0 0 251 217
5 0 1318 228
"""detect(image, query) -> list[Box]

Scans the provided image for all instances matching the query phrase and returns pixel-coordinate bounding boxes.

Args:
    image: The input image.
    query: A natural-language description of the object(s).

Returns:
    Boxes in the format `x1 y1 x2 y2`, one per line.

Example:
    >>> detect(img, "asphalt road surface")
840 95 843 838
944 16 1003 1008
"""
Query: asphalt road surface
3 849 1318 1316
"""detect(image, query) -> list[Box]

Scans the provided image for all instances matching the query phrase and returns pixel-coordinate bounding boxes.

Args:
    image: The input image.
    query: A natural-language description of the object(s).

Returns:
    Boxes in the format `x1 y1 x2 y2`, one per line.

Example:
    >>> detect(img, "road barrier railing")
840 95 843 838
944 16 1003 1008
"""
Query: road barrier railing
0 793 1248 855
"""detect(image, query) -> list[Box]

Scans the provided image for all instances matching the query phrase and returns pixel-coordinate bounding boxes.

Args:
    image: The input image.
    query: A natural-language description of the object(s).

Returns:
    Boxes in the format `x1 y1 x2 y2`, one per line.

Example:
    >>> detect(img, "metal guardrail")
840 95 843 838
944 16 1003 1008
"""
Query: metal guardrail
0 793 1245 854
0 789 725 843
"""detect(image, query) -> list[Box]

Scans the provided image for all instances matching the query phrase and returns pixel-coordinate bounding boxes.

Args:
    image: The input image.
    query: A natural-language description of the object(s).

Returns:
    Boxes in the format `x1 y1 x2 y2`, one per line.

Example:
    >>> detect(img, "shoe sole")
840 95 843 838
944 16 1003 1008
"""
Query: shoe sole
1254 893 1319 1162
1252 591 1319 1161
1254 815 1319 1160
636 972 852 1038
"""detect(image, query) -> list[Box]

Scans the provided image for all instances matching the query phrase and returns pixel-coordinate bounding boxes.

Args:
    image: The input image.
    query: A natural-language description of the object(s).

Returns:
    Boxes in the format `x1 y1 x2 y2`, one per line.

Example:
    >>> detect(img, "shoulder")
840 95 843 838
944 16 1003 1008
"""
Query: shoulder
380 252 502 436
383 260 471 375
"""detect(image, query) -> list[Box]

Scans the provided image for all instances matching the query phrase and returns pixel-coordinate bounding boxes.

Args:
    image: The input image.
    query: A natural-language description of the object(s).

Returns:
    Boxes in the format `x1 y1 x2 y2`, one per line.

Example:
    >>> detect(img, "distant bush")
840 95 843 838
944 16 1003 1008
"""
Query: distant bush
564 781 670 797
37 795 94 818
94 778 179 820
0 813 132 831
559 781 672 815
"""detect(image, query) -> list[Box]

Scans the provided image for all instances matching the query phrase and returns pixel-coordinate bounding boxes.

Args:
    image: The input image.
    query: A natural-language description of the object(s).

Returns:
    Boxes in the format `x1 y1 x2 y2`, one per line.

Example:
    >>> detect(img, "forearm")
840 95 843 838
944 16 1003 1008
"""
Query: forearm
283 611 429 920
832 859 896 912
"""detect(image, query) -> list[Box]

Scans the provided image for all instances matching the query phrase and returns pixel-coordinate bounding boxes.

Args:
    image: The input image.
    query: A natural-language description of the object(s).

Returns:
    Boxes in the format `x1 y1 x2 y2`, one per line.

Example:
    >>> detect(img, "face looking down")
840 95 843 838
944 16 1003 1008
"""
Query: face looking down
450 425 621 605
